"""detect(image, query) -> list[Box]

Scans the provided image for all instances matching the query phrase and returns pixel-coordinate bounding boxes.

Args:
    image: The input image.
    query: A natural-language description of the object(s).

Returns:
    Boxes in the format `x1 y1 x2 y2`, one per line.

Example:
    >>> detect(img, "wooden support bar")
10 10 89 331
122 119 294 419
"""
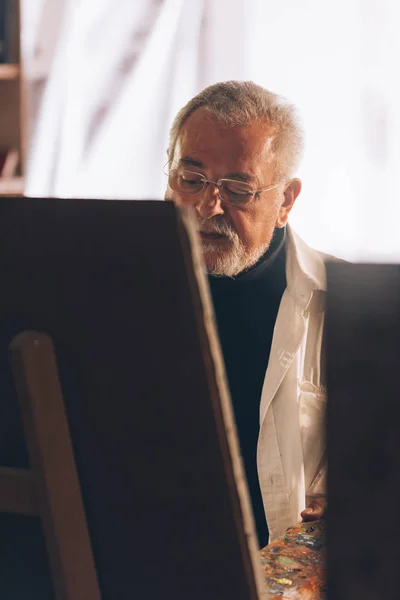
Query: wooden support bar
10 331 101 600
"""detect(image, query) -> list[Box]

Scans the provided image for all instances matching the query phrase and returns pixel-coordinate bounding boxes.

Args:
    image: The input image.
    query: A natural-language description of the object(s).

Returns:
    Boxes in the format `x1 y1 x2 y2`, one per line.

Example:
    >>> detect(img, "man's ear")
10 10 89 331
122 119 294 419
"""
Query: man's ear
276 178 302 228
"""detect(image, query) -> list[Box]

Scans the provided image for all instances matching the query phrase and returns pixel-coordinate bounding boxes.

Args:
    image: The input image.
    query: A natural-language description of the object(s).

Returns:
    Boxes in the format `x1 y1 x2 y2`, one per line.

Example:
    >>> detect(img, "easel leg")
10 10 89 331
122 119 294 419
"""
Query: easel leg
10 331 101 600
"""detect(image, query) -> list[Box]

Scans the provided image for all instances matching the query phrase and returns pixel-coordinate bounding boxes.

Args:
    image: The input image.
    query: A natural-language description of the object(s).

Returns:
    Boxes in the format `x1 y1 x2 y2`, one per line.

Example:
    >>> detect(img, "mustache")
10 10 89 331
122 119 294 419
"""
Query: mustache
195 216 238 243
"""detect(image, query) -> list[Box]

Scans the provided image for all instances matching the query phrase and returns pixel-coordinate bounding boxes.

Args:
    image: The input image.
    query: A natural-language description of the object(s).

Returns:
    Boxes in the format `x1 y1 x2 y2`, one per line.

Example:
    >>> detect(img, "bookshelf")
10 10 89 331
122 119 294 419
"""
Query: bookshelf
0 0 24 197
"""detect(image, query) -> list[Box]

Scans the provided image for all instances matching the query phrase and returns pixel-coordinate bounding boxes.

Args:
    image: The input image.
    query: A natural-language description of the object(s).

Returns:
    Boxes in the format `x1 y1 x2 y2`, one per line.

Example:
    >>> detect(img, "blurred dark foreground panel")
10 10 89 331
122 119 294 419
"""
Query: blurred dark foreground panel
326 262 400 600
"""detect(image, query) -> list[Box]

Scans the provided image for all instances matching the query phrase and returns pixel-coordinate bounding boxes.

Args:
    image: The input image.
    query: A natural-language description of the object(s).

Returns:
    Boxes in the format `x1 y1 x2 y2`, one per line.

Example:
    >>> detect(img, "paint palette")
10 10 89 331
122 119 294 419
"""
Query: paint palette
260 520 326 599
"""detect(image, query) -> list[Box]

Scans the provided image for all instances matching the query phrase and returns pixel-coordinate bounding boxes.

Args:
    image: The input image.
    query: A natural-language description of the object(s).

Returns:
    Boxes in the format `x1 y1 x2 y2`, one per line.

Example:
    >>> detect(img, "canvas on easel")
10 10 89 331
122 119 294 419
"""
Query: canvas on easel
0 197 264 599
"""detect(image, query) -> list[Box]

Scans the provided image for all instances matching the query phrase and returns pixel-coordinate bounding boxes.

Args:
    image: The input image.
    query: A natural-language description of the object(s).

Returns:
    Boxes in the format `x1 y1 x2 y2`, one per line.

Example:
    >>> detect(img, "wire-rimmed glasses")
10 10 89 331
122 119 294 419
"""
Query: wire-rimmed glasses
167 169 281 208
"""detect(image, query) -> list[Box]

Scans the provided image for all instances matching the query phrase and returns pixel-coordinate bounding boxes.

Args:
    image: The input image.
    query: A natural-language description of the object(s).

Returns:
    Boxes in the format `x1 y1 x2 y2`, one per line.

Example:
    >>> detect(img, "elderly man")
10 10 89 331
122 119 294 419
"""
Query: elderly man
165 81 327 548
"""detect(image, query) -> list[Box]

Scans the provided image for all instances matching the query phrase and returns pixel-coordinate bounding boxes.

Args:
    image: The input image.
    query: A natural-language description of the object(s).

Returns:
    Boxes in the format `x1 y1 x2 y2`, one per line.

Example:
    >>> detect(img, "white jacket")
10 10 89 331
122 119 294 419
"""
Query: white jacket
258 225 330 541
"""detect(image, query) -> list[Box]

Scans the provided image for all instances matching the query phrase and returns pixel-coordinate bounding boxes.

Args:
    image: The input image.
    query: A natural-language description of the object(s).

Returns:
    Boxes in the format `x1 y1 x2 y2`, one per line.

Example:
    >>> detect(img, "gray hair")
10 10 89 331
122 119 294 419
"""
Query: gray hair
168 80 304 180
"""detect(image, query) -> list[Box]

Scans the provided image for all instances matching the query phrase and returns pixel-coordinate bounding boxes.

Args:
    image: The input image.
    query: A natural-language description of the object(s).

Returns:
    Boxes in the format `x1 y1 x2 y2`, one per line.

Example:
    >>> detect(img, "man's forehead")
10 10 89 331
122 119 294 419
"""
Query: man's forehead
176 108 276 166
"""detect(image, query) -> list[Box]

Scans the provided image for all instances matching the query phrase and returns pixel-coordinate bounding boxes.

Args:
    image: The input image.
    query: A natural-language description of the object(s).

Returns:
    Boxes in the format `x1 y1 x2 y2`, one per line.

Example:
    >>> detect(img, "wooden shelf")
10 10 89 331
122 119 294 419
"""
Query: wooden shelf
0 64 20 81
0 177 24 196
1 3 24 191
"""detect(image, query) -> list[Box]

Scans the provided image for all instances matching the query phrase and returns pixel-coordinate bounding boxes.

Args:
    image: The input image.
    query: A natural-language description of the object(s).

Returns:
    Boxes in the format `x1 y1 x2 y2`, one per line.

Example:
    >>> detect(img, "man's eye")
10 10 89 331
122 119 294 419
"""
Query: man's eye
229 189 250 197
224 184 252 196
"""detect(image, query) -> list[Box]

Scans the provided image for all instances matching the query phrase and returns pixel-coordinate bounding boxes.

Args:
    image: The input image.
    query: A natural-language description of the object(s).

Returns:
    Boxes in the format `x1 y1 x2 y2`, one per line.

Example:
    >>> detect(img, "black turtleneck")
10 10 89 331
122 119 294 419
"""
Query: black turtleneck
208 227 287 548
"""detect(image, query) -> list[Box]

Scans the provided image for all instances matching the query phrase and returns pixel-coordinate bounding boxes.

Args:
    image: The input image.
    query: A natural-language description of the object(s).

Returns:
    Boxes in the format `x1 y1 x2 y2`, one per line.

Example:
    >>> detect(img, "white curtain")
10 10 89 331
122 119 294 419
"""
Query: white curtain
24 0 247 200
23 0 400 261
245 0 400 261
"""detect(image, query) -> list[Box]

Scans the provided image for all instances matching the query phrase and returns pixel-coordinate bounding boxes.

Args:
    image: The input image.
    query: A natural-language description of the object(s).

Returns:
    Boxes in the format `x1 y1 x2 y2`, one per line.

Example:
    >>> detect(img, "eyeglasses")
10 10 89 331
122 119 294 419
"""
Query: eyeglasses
167 169 281 208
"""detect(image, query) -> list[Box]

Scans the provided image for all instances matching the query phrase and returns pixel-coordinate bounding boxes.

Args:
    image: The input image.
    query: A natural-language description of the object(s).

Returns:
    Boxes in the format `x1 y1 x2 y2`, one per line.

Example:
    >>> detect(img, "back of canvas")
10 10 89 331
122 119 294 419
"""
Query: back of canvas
0 197 262 600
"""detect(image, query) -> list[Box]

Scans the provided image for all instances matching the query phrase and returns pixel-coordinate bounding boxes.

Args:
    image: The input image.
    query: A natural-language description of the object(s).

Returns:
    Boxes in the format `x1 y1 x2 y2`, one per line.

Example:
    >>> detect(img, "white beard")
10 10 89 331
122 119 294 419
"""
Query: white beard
195 216 269 278
201 238 269 277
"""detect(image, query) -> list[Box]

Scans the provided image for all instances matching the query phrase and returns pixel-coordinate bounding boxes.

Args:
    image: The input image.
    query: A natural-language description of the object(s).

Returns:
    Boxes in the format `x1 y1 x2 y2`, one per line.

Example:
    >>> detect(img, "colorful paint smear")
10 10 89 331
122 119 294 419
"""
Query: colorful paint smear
260 520 326 599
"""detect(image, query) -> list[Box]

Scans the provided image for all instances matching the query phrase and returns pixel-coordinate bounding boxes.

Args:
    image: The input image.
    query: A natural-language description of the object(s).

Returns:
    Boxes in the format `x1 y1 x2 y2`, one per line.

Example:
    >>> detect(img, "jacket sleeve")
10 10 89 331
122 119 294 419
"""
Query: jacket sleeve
307 453 327 497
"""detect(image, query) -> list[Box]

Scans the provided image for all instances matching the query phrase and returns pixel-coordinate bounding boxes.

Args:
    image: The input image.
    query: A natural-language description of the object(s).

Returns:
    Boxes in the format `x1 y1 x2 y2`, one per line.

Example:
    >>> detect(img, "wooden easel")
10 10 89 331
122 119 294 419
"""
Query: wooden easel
0 197 263 599
0 331 101 600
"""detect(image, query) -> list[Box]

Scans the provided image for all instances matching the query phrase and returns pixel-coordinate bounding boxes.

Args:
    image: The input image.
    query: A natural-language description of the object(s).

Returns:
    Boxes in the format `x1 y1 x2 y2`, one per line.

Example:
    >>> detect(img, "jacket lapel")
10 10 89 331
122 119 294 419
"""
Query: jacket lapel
259 289 306 426
259 224 328 429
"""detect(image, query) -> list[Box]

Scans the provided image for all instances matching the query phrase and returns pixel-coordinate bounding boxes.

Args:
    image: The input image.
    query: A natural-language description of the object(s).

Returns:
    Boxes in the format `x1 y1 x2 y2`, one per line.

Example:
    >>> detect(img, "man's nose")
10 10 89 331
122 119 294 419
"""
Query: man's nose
195 183 225 220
